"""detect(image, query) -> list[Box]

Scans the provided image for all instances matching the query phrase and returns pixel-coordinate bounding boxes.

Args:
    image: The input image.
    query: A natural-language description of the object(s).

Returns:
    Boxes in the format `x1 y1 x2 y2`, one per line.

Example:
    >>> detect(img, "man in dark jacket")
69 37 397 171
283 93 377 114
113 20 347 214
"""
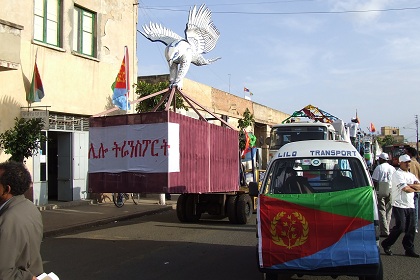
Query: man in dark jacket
0 161 43 279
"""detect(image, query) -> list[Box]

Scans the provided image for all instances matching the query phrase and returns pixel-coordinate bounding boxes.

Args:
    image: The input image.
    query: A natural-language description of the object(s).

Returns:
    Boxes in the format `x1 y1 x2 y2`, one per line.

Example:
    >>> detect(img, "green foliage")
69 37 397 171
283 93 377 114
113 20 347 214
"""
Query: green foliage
238 108 255 151
377 135 398 148
134 81 188 112
0 118 48 162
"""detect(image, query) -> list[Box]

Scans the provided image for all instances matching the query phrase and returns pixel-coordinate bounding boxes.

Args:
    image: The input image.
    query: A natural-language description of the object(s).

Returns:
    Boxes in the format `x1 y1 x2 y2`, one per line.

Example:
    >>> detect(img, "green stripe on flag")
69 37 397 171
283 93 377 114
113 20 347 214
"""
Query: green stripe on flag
266 186 374 221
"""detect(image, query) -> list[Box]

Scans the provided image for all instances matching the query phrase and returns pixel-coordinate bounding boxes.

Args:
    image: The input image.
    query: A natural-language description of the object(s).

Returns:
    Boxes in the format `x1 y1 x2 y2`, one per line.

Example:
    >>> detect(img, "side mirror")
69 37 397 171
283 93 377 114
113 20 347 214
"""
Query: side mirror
249 181 259 196
265 137 271 145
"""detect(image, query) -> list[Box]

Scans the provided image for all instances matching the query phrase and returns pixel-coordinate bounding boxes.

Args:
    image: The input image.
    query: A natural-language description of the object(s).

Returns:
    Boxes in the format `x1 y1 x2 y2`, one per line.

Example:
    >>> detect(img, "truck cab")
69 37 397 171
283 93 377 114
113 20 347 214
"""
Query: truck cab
267 122 337 162
250 140 382 280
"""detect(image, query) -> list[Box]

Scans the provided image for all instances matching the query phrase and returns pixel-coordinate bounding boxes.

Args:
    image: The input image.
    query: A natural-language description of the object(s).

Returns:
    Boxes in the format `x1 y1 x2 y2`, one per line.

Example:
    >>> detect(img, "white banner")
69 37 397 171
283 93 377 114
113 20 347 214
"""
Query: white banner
88 123 179 173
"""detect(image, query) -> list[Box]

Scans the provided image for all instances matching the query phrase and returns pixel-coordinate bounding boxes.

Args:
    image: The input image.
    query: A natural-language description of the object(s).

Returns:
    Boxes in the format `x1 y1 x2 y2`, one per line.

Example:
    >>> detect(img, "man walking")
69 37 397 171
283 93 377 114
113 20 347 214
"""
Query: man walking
405 147 420 232
372 152 395 237
381 155 420 258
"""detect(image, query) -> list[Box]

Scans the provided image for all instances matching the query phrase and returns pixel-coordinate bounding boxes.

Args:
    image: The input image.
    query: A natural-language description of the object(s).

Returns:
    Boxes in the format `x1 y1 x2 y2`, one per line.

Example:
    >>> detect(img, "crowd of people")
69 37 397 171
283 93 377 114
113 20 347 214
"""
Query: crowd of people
372 147 420 258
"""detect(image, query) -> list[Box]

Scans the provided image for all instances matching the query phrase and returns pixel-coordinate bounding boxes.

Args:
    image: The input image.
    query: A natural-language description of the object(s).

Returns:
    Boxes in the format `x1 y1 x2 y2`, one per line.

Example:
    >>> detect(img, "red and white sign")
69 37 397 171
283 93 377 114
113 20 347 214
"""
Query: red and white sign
88 123 179 173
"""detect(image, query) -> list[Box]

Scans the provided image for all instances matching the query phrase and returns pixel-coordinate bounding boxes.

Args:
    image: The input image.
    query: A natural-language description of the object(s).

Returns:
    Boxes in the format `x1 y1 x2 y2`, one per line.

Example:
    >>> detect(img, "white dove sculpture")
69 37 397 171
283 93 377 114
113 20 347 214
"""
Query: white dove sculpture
139 4 221 89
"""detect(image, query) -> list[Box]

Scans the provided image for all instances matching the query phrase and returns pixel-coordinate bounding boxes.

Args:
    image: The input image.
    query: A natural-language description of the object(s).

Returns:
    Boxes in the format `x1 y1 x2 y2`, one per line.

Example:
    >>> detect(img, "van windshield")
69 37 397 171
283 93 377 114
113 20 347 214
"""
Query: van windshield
261 157 369 194
269 126 328 150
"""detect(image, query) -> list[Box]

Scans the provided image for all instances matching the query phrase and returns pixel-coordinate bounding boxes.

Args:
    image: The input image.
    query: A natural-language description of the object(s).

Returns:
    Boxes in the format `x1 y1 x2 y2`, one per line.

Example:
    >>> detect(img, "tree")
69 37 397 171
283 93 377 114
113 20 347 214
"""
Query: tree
134 81 188 113
0 118 48 162
237 108 255 151
376 135 397 148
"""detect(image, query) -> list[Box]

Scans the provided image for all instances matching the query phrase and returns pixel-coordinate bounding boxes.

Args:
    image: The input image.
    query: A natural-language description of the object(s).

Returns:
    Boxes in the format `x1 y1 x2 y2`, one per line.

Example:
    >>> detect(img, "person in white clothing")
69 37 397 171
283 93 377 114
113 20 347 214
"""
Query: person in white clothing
294 160 303 177
381 154 420 258
372 152 396 237
348 118 359 147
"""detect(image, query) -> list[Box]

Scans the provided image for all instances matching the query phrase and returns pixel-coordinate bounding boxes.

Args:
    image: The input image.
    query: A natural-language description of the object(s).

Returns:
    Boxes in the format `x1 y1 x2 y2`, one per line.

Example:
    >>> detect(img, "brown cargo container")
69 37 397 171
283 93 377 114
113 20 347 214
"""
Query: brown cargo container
88 110 239 194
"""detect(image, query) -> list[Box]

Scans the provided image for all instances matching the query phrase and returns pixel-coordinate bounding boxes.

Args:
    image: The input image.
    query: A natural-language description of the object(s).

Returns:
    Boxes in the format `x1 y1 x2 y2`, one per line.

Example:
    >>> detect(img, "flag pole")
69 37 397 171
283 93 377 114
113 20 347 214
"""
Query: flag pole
124 46 129 113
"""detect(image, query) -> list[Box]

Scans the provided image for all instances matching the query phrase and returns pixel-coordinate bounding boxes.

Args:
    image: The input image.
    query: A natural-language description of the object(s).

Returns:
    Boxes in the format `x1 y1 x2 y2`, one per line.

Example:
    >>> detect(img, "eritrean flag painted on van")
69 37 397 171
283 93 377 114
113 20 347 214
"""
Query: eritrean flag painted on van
257 187 379 270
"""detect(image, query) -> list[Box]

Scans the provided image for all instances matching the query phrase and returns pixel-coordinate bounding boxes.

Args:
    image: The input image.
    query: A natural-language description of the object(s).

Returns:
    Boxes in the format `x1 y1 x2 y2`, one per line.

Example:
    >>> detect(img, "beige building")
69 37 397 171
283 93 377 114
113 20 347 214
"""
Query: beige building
0 0 138 205
0 1 289 206
378 126 405 143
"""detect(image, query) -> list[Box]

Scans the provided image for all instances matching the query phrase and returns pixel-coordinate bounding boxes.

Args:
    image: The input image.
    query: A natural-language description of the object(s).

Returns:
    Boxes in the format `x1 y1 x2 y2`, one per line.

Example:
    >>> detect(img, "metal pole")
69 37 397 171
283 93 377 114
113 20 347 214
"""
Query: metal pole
228 74 231 94
416 114 419 154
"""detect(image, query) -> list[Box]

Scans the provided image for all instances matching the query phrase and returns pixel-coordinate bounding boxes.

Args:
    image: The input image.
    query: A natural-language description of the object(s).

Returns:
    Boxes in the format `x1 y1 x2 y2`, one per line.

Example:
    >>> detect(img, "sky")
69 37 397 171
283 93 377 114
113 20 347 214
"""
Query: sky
136 0 420 142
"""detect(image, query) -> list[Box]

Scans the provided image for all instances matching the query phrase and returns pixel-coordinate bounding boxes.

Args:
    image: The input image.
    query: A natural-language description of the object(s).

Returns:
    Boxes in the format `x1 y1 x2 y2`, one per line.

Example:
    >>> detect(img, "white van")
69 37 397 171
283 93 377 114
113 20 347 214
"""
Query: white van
267 122 337 162
249 140 382 280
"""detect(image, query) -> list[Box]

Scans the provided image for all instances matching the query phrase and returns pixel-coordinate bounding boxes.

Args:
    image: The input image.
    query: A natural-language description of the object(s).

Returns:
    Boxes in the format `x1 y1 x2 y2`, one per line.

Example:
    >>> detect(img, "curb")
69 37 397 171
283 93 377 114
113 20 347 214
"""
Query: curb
37 199 95 211
43 205 173 237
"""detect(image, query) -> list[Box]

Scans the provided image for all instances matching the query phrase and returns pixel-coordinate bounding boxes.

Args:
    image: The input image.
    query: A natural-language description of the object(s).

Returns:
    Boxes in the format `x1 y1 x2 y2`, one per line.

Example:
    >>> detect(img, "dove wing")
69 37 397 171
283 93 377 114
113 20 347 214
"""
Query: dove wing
185 4 220 54
139 22 182 46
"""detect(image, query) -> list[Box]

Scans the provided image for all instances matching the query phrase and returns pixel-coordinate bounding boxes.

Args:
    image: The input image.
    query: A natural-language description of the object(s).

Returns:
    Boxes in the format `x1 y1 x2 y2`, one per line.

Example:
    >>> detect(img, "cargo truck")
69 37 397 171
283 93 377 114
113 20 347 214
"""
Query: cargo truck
88 88 255 224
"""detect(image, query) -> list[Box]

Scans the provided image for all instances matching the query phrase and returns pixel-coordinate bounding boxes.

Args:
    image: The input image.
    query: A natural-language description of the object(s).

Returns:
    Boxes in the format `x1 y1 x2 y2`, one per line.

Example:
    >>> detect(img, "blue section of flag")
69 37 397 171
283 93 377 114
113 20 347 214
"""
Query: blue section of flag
112 87 130 111
267 224 379 270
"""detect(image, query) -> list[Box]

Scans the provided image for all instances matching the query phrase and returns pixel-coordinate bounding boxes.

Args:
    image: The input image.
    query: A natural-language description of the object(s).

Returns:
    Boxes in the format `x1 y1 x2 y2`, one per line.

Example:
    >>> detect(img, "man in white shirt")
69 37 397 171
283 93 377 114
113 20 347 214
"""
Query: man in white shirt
381 155 420 258
348 118 359 147
372 152 396 237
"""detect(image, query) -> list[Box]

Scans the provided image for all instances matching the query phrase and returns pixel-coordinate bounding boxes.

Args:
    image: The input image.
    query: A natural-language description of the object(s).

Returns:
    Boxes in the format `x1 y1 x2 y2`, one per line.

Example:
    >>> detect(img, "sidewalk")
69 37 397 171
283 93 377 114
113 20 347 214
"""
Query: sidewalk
39 194 177 237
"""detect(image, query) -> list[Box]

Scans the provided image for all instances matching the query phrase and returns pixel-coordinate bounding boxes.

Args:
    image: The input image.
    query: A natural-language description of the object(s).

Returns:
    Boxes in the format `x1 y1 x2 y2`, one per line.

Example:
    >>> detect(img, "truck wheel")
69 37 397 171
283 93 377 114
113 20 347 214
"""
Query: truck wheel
176 194 188 222
185 194 201 223
236 194 253 224
227 195 238 224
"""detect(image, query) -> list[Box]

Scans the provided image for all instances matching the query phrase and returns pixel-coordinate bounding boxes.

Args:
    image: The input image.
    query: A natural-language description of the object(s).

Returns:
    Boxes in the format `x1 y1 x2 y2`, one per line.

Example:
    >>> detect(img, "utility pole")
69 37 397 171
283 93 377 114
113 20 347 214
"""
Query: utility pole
228 74 231 94
416 114 419 153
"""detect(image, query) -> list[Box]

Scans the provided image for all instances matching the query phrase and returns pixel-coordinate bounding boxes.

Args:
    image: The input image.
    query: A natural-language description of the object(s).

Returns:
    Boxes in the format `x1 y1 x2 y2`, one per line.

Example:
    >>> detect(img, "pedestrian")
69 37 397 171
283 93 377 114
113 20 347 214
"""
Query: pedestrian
293 160 303 176
372 152 396 237
381 155 420 258
0 161 44 279
348 118 359 147
405 147 420 233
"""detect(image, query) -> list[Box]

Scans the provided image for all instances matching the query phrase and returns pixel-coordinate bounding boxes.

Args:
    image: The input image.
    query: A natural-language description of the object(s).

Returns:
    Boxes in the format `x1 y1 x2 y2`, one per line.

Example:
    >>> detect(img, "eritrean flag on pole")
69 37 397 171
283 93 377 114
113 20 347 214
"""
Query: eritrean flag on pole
257 187 379 270
112 46 130 111
27 61 44 103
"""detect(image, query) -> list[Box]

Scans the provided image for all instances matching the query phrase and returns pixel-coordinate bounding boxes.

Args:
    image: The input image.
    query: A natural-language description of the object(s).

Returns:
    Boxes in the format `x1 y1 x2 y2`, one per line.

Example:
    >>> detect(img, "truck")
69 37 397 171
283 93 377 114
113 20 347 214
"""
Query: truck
266 105 347 162
88 87 255 225
382 144 410 167
249 140 382 280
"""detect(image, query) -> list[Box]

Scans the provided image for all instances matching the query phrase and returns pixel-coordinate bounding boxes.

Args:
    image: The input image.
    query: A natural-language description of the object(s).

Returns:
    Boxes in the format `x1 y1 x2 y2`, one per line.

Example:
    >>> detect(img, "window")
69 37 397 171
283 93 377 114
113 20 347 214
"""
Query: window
73 6 96 57
262 157 369 194
34 0 62 46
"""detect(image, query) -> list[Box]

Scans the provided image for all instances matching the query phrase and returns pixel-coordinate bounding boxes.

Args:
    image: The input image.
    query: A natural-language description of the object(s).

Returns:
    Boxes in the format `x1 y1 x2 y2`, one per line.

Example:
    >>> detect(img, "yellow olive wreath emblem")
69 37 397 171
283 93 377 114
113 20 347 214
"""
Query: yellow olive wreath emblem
270 211 309 249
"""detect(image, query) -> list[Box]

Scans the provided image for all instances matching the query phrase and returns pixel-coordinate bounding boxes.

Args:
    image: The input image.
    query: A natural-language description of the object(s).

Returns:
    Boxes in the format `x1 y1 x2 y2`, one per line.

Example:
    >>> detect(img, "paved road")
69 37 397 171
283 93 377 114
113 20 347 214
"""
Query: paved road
41 209 419 280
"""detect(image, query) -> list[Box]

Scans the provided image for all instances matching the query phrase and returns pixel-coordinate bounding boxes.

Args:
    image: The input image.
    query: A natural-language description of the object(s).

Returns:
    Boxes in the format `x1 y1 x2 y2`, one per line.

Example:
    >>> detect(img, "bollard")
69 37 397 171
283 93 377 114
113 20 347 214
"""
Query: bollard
159 193 166 205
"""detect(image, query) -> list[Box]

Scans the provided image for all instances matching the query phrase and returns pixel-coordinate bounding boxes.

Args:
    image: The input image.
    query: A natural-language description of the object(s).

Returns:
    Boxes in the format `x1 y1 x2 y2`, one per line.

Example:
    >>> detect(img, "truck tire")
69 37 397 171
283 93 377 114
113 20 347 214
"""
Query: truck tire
227 195 238 224
185 194 201 223
236 194 253 224
176 194 188 222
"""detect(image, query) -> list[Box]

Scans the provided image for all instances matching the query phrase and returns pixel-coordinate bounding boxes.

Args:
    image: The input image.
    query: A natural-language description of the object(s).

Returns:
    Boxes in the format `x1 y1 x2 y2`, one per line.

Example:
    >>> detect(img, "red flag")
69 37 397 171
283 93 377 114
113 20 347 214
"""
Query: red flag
27 61 44 103
241 130 250 157
112 46 130 110
370 123 376 133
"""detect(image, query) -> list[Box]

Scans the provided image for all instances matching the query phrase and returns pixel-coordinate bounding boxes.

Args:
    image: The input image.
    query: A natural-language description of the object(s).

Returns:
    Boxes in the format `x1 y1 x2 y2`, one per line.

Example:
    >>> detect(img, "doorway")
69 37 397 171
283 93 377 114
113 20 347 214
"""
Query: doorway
47 131 72 201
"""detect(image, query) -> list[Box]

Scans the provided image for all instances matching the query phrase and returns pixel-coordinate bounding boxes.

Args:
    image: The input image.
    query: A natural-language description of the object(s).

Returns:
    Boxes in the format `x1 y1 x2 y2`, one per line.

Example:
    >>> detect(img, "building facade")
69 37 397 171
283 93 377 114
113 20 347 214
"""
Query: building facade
0 0 138 205
1 1 289 206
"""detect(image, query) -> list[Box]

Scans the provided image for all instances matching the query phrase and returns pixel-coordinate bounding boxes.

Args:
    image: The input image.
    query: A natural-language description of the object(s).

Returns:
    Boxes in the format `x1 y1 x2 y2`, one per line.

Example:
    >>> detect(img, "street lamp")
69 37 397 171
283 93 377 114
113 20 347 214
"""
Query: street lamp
403 114 419 153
